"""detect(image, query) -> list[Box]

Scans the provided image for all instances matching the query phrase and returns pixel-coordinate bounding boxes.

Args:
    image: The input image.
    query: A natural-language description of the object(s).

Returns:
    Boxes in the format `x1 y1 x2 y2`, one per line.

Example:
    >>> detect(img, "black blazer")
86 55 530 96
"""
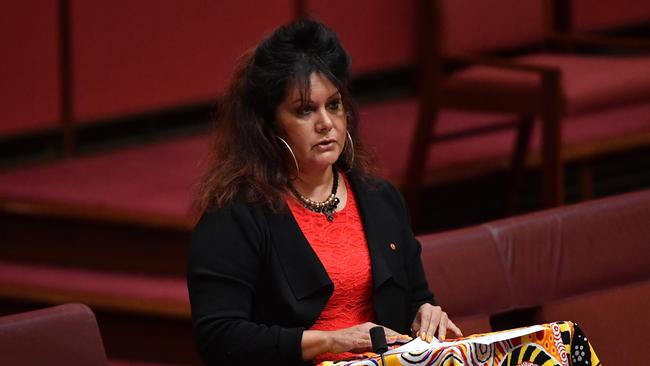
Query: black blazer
187 174 435 365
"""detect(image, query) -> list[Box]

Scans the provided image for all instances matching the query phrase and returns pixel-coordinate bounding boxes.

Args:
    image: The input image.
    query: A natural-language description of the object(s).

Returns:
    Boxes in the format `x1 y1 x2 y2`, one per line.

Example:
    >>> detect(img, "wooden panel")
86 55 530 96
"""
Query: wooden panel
71 0 294 122
0 1 60 136
305 0 417 74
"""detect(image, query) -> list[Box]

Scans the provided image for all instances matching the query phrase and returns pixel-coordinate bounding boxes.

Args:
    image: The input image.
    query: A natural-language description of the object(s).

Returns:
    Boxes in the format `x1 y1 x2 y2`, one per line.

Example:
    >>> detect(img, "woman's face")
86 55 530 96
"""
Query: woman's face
276 72 347 175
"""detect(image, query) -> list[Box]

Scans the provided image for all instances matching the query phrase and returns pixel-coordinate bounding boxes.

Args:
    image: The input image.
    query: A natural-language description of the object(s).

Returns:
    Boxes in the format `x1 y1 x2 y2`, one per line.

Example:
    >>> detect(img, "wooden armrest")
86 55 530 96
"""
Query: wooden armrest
550 32 650 52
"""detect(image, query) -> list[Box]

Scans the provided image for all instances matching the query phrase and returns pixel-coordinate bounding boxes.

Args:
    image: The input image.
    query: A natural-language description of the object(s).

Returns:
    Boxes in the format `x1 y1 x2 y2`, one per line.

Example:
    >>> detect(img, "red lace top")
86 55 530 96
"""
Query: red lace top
286 175 375 363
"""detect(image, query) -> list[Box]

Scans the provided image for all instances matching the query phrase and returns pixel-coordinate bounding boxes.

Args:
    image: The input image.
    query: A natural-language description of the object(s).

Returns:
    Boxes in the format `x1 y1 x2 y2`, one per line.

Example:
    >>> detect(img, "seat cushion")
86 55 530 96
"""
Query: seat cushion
418 227 514 318
443 53 650 115
533 279 650 366
527 101 650 156
359 99 520 186
0 260 190 317
0 135 208 219
0 303 108 366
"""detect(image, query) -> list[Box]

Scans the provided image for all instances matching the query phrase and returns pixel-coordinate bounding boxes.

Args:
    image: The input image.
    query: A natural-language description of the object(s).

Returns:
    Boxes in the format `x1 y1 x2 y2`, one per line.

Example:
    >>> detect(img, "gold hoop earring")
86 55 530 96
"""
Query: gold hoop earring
345 130 355 171
276 136 299 174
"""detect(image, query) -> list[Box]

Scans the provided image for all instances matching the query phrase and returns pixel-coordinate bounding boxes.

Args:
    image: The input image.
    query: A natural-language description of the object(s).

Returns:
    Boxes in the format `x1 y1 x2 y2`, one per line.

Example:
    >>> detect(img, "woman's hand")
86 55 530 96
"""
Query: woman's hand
411 303 463 342
302 322 402 360
328 322 402 354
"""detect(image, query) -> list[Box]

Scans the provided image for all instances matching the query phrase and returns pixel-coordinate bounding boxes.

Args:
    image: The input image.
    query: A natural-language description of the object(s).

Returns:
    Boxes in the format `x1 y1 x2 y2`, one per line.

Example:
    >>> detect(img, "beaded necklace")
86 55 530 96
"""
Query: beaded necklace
289 166 340 222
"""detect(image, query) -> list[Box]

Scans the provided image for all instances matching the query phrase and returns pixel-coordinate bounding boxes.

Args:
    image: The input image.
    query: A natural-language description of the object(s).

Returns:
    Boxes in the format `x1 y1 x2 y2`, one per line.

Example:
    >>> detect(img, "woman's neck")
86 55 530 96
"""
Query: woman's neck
293 166 335 201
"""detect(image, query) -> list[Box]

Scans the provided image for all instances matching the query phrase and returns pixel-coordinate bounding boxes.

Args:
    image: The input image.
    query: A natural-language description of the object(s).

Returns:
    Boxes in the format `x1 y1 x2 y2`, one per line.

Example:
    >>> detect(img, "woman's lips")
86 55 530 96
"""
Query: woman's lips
313 140 336 150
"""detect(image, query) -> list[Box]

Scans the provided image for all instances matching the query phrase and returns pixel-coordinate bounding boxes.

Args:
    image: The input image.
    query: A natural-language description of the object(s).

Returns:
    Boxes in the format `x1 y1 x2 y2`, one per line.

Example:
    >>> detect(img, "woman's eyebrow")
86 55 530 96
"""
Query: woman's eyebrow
290 91 339 106
291 98 310 106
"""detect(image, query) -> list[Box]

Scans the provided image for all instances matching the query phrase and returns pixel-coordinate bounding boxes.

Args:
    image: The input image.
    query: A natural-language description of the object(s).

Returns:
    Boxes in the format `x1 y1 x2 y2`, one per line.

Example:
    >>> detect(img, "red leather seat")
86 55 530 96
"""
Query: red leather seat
533 279 650 365
444 54 650 116
0 303 108 366
418 188 650 314
359 99 519 187
416 188 650 360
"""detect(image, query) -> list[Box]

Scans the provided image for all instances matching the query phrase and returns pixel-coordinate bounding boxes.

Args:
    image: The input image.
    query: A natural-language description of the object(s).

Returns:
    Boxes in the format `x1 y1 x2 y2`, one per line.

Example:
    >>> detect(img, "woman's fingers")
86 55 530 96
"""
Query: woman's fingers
418 304 442 342
436 312 448 341
328 322 417 354
412 304 431 341
425 307 441 342
448 319 463 338
333 317 463 355
382 326 401 338
412 304 466 342
410 314 421 337
417 306 432 340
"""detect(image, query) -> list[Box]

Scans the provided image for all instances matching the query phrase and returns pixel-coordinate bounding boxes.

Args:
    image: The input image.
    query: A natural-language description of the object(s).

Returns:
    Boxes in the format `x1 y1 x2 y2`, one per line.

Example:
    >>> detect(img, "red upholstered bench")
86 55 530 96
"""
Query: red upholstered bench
0 135 208 228
534 278 650 365
0 303 194 366
0 261 198 364
416 188 650 364
0 303 108 366
0 260 189 318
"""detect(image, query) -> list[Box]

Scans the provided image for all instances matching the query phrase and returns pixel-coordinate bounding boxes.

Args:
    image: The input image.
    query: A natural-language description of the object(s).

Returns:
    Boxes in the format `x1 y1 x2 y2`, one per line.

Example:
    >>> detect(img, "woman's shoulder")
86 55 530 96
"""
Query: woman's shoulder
193 196 272 237
347 172 410 219
348 172 403 200
189 196 277 261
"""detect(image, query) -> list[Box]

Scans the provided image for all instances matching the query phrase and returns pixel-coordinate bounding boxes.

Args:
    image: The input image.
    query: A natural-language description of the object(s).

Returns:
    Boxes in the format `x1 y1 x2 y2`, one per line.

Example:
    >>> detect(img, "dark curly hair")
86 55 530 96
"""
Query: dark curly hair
193 19 376 213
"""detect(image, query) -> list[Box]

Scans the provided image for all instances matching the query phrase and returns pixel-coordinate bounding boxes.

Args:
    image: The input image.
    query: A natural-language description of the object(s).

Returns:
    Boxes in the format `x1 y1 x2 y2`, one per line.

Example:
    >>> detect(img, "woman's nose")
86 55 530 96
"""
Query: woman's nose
315 109 334 132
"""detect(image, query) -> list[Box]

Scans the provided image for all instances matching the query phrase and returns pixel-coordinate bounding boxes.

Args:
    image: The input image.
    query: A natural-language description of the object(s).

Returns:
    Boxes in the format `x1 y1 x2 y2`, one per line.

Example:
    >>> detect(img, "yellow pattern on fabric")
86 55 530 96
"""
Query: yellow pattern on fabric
320 321 601 366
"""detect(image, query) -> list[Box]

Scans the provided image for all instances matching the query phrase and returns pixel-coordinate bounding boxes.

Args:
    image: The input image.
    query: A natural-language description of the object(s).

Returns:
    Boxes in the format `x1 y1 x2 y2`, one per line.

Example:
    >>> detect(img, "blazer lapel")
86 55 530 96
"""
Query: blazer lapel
347 175 394 289
265 208 333 301
264 175 396 301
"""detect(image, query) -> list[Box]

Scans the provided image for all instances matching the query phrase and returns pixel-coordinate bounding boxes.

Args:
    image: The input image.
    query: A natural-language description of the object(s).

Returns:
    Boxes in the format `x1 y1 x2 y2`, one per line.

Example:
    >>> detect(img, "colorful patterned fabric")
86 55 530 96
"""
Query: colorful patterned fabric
321 321 600 366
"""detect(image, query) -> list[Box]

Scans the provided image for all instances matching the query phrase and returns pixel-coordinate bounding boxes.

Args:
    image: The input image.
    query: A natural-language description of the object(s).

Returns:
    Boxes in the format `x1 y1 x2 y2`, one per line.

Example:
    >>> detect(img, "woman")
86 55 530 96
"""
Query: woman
188 19 461 365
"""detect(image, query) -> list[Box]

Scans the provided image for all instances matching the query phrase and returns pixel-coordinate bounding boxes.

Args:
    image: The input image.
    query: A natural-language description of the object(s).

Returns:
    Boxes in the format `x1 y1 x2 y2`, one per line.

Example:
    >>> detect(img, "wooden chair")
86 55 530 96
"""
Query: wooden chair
406 0 650 211
554 0 650 198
